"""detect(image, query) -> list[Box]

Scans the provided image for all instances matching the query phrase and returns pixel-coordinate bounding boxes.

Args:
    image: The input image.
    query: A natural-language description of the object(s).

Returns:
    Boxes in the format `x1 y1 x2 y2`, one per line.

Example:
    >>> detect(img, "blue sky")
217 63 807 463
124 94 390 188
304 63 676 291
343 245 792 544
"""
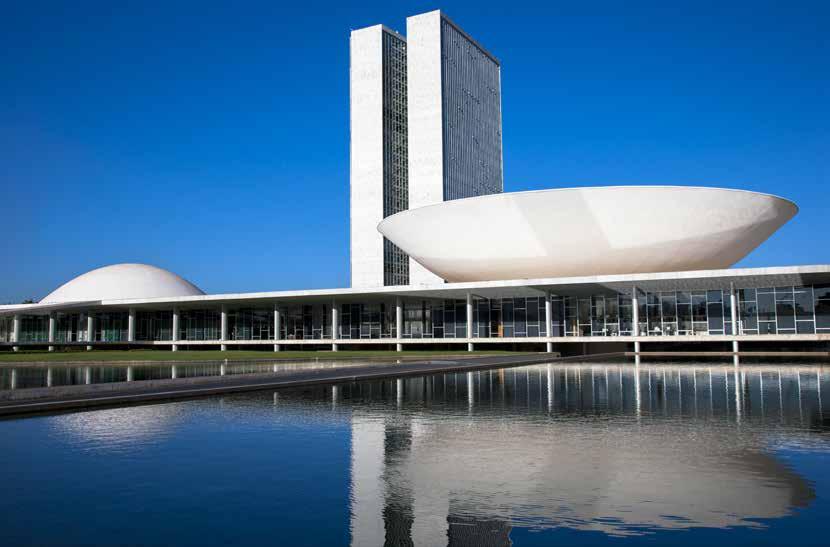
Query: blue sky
1 1 827 303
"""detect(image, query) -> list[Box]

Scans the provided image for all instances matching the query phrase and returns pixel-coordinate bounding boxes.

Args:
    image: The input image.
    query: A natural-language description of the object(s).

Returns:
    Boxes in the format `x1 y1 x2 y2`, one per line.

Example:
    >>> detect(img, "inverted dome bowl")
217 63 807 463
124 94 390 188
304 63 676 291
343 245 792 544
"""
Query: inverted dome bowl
378 186 797 282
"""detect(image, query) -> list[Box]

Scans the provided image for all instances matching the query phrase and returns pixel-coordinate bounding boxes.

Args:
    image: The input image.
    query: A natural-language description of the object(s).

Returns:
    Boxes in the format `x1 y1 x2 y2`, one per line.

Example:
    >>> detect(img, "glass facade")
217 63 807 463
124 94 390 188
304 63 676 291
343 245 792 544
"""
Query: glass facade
340 302 395 339
179 309 221 341
281 304 333 340
18 315 48 342
381 29 410 286
93 312 129 342
440 16 503 200
5 284 830 345
54 313 83 342
136 311 172 342
740 286 825 335
0 316 13 343
228 308 273 341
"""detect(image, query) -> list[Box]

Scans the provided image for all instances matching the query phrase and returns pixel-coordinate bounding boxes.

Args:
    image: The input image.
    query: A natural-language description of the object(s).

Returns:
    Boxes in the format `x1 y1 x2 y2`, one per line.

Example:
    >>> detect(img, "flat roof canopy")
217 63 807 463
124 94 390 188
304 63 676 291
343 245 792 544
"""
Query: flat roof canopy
2 265 829 315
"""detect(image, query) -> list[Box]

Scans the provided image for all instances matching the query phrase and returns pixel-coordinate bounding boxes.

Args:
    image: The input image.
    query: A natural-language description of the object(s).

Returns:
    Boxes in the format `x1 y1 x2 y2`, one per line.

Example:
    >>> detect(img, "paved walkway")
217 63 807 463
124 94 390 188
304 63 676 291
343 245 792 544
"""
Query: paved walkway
0 353 623 417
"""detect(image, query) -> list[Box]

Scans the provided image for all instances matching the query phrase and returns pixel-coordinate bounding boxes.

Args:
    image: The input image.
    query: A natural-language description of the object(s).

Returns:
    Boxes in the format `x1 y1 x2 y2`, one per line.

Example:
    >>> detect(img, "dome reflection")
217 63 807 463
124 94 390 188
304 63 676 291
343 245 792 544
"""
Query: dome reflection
52 402 186 450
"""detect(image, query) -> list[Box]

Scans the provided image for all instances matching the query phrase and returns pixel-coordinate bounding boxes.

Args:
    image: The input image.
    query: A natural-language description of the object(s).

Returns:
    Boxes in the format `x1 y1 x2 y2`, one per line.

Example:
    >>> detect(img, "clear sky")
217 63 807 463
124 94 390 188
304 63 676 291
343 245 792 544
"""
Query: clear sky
1 1 827 303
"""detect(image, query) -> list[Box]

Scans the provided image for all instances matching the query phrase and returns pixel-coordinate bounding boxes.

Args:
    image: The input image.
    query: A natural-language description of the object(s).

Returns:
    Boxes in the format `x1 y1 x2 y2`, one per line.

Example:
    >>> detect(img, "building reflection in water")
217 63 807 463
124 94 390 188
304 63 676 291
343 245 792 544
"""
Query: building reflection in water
346 363 827 546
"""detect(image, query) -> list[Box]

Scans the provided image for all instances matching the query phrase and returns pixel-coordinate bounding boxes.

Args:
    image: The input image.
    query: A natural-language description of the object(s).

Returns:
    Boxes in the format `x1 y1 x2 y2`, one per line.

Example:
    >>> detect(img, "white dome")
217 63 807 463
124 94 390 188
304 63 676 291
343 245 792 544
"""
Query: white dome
41 263 205 304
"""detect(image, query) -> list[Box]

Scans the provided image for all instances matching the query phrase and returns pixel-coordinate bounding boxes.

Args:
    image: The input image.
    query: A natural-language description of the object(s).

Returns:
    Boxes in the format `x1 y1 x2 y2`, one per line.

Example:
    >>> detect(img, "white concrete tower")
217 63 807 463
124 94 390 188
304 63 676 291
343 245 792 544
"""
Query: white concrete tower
406 10 503 285
350 24 410 288
351 11 503 288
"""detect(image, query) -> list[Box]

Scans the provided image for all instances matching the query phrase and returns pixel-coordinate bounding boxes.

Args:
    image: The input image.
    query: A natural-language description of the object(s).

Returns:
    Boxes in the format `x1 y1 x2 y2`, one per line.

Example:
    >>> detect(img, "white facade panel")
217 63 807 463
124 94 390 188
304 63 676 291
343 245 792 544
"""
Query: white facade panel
406 11 446 286
350 26 386 288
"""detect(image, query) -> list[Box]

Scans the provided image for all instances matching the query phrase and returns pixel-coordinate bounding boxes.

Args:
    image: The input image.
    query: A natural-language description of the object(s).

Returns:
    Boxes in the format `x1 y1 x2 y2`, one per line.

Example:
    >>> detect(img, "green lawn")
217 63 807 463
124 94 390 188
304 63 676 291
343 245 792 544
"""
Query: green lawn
0 349 524 363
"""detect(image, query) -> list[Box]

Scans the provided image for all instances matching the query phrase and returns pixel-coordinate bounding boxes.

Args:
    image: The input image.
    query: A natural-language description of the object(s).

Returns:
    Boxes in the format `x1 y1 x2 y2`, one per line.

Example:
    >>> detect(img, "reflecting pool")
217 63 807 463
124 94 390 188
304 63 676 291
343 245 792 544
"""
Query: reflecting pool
0 359 379 390
1 362 828 546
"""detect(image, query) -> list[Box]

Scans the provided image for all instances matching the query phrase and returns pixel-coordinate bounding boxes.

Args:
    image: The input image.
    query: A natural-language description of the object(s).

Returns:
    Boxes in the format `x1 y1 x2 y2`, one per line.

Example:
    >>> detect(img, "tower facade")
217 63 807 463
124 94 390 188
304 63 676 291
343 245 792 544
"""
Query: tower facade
350 11 503 287
406 10 503 284
350 25 410 288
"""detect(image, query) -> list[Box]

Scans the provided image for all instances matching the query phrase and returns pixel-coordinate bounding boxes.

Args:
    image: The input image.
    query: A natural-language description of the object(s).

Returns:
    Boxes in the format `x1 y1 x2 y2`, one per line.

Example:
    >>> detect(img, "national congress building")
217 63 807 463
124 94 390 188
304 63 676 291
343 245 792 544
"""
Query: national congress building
2 10 827 356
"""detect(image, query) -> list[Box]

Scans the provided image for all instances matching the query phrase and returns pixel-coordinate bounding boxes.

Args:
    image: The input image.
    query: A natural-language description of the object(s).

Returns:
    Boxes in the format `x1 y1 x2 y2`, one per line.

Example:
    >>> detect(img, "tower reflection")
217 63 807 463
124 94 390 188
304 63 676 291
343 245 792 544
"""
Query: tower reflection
347 363 827 546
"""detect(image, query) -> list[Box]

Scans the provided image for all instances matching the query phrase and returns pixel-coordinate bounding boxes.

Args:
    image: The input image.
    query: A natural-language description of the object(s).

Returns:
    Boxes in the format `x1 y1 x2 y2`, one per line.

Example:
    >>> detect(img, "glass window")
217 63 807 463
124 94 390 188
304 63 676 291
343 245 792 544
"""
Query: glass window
527 298 539 323
661 294 677 324
502 299 513 325
776 301 795 330
648 304 662 335
578 298 590 324
677 303 692 333
692 293 707 322
814 284 830 300
740 301 758 332
693 322 708 335
707 306 724 332
515 305 526 337
797 321 815 334
794 288 814 321
739 288 756 302
606 296 619 326
816 300 830 329
759 321 777 335
757 291 775 322
775 286 794 301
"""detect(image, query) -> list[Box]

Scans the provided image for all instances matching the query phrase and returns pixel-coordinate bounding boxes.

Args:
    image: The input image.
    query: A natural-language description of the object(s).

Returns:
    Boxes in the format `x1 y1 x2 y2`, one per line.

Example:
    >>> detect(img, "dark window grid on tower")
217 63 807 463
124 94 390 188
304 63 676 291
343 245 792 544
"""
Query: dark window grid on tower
382 31 410 286
439 19 502 202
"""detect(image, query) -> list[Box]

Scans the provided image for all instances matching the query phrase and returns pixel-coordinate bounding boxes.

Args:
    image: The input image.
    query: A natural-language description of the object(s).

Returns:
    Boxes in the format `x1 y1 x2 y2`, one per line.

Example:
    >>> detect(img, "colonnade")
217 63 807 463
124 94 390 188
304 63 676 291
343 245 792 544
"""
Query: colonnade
4 287 748 357
630 284 742 365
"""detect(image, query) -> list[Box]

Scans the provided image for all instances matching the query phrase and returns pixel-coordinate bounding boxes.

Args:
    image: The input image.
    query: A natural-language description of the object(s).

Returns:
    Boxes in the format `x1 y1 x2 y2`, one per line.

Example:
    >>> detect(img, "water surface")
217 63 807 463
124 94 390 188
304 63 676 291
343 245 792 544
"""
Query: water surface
1 362 828 546
0 359 378 390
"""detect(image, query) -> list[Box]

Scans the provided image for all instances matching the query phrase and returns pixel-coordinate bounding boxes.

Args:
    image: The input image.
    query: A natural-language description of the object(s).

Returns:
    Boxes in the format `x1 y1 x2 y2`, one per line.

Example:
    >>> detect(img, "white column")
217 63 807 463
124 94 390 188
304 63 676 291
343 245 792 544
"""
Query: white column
12 314 20 352
86 314 94 351
48 312 56 352
632 286 640 362
332 301 339 352
220 305 228 351
171 308 179 351
545 291 553 352
127 308 136 343
631 286 639 337
466 293 474 352
396 297 403 352
730 284 739 366
273 304 281 352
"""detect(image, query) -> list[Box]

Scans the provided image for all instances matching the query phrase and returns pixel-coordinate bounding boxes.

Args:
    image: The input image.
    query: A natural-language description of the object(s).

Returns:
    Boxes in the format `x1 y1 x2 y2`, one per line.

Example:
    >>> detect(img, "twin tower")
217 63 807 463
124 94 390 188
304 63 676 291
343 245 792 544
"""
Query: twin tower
350 10 504 288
